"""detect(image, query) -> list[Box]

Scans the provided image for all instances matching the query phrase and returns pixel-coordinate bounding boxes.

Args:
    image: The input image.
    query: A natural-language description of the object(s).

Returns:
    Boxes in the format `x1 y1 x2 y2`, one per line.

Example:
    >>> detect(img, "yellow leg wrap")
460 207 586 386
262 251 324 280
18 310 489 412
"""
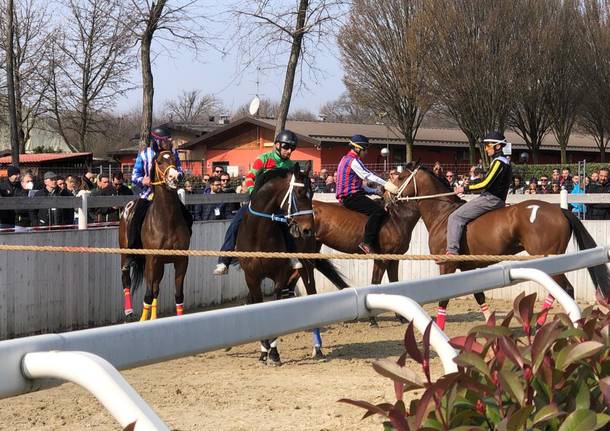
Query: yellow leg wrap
151 298 158 320
140 303 151 321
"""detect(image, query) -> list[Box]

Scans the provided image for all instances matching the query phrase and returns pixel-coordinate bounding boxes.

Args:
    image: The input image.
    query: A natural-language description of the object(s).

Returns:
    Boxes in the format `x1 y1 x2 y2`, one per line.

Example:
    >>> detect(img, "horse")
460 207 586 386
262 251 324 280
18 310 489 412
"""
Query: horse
392 163 610 329
119 149 191 321
311 198 420 325
236 163 348 365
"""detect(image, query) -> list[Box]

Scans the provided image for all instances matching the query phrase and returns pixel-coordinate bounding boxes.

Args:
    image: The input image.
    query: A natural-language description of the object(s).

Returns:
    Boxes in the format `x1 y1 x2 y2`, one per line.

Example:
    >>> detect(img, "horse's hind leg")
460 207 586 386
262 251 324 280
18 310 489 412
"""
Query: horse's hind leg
537 274 574 326
474 292 492 323
173 257 188 316
298 263 326 361
368 260 388 327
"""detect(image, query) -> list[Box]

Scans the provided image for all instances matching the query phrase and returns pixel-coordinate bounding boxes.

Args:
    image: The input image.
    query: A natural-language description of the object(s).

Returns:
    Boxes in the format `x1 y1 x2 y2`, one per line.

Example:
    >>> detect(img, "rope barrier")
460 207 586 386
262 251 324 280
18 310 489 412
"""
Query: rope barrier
0 244 547 262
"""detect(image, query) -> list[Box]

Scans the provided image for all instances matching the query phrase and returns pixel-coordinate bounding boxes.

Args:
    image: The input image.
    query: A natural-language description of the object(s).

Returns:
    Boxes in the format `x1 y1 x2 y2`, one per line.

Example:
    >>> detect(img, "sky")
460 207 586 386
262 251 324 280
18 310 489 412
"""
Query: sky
115 5 348 118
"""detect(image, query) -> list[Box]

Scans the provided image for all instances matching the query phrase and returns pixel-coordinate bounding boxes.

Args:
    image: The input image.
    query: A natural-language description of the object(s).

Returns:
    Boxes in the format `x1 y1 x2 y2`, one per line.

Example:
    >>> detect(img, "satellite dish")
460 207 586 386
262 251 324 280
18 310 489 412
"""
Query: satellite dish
249 96 260 116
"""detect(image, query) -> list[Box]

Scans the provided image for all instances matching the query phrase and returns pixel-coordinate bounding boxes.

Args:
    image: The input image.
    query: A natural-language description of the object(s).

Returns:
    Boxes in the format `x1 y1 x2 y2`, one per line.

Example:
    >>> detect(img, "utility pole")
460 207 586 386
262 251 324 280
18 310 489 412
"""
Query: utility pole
5 0 19 166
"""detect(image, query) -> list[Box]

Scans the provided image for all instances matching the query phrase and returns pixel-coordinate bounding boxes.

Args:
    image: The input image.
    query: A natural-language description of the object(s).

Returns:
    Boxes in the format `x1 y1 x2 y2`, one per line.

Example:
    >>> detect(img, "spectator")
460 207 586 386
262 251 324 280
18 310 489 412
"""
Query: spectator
586 167 610 219
32 171 65 227
212 166 224 177
560 167 573 191
509 175 525 194
236 177 248 194
551 181 561 194
551 168 561 183
112 172 133 196
14 174 33 232
0 165 21 229
65 175 76 195
445 170 457 187
95 174 119 222
56 176 66 191
183 181 199 221
538 175 551 194
82 169 95 190
196 176 230 221
325 174 336 194
432 161 444 178
570 174 586 218
314 169 329 192
202 174 210 190
525 182 538 194
591 171 599 185
220 172 239 219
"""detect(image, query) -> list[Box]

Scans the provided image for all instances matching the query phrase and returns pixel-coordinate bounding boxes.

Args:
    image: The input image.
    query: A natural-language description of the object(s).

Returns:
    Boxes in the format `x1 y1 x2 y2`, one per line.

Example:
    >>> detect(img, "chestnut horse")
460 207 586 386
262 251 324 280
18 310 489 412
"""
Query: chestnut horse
392 163 610 329
237 164 348 365
119 150 191 321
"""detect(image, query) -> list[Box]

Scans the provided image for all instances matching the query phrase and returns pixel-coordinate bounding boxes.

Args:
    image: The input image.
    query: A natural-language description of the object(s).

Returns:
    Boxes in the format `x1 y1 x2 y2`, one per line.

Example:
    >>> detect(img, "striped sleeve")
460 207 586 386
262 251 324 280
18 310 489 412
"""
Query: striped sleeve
466 159 502 191
245 157 265 192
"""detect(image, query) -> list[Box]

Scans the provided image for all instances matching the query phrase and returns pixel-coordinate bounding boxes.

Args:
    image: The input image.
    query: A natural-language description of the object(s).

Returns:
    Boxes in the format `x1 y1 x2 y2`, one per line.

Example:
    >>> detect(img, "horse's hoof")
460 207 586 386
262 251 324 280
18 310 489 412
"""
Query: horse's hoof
258 352 268 363
369 317 379 327
267 348 282 366
395 313 408 324
312 347 327 362
124 313 137 323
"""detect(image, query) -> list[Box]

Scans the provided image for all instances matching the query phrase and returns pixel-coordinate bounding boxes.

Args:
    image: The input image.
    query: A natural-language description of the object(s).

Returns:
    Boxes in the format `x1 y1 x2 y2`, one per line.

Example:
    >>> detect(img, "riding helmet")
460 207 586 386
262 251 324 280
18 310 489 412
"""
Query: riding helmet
482 131 508 146
349 134 369 151
150 126 172 141
275 130 298 147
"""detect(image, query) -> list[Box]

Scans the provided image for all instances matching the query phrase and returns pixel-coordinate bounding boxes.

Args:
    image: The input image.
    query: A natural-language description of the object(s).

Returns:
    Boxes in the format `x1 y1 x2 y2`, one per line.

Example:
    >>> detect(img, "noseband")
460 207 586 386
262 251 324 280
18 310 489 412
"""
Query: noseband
248 173 314 224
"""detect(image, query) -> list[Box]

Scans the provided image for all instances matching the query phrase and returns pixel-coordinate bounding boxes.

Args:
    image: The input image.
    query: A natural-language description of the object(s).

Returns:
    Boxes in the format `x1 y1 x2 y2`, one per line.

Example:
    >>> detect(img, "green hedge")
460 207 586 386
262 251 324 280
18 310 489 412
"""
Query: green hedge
511 162 610 180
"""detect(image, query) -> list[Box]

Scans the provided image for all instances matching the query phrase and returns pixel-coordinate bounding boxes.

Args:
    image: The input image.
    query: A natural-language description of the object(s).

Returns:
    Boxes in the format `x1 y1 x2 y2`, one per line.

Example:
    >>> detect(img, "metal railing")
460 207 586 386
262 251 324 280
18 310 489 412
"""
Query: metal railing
0 246 607 429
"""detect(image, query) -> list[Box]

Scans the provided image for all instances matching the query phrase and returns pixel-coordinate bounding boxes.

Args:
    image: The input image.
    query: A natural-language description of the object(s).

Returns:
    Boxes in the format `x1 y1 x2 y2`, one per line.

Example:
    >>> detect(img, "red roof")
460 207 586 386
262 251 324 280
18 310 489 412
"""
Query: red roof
0 152 92 164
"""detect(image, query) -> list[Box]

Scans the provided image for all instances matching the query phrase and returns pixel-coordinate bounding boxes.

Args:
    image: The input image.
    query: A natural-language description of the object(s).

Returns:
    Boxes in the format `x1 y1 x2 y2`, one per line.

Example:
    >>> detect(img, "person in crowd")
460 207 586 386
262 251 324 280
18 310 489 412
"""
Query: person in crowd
314 168 329 193
525 181 538 194
202 174 210 191
538 175 551 194
570 174 586 218
212 166 224 177
551 168 561 184
445 170 457 187
551 181 561 194
219 172 238 219
32 171 65 227
112 172 133 196
591 171 599 185
183 181 199 221
235 177 248 194
82 169 95 191
509 175 525 194
446 131 511 257
56 176 66 191
325 174 336 194
14 174 33 232
94 174 118 222
586 167 610 219
65 175 76 195
197 176 231 221
0 165 20 229
335 134 399 254
560 167 573 192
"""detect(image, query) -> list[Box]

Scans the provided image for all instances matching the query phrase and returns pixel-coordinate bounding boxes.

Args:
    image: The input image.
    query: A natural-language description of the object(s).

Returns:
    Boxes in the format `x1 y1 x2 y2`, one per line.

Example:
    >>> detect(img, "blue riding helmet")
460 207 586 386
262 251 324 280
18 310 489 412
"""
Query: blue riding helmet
349 134 369 151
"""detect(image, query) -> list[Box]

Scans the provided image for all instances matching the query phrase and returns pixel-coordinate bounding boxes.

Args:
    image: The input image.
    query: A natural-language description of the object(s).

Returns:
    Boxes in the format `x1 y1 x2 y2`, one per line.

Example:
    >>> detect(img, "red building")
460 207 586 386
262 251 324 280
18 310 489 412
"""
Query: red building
180 116 603 177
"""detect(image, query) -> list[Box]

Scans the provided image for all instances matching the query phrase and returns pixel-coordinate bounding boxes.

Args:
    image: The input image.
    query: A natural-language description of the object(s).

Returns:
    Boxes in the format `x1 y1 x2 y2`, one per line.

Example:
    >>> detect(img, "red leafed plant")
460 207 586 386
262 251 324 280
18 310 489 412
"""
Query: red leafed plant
339 292 610 430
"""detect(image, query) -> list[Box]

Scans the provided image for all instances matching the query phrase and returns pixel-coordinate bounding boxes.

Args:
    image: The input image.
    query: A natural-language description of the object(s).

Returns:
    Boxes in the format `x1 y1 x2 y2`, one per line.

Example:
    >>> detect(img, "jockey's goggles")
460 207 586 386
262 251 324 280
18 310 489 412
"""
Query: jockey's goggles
280 142 297 151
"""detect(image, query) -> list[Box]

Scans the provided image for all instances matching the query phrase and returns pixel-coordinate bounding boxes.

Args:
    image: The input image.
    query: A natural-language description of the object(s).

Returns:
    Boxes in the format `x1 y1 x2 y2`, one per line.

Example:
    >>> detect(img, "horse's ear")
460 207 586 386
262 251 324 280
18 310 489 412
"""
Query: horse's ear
303 161 312 177
293 162 301 175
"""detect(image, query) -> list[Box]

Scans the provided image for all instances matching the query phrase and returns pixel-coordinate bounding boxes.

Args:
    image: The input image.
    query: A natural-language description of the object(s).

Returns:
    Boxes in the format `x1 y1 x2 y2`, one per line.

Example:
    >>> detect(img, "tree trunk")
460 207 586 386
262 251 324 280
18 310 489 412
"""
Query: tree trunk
5 0 19 166
601 147 606 163
14 64 26 153
468 138 477 166
140 32 154 147
532 147 540 164
275 0 308 136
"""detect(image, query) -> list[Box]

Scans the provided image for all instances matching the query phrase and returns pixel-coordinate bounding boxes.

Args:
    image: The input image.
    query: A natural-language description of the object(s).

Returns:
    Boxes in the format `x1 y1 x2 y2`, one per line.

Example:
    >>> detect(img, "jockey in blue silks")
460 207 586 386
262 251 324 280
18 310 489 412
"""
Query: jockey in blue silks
122 126 191 270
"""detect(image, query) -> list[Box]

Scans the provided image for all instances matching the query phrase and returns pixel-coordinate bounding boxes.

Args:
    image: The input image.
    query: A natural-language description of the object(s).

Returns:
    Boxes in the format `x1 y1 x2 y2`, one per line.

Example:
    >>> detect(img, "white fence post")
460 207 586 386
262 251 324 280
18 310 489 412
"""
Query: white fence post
177 188 186 205
560 189 568 209
22 351 169 431
78 191 90 230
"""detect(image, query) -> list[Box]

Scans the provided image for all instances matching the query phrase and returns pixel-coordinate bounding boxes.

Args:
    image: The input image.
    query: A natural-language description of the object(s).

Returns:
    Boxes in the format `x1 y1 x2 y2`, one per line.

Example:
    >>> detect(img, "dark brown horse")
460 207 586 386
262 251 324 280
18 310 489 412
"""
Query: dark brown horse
392 163 610 329
119 150 191 321
237 164 348 365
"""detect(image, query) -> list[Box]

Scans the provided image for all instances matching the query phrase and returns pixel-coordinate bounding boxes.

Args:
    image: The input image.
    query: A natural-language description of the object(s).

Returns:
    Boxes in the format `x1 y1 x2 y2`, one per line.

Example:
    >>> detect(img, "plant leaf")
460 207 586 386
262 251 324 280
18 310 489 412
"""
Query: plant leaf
595 413 610 429
506 405 534 431
532 319 562 373
453 352 491 380
337 398 390 419
499 368 525 407
498 336 525 369
575 380 590 411
404 322 423 365
502 309 515 327
389 406 410 431
422 321 432 382
372 359 425 389
557 409 597 431
598 377 610 409
468 325 512 337
555 341 605 371
449 335 484 354
532 404 564 425
362 403 394 419
415 385 438 429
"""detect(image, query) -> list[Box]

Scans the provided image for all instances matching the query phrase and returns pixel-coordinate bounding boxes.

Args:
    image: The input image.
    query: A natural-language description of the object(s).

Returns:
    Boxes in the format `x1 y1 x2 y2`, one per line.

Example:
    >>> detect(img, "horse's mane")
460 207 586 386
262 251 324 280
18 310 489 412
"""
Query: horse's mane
251 168 292 196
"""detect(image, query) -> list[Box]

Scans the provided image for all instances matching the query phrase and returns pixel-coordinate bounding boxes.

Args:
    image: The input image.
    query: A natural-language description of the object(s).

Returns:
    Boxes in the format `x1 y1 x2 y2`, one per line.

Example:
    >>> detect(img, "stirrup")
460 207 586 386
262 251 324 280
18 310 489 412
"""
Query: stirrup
213 263 228 275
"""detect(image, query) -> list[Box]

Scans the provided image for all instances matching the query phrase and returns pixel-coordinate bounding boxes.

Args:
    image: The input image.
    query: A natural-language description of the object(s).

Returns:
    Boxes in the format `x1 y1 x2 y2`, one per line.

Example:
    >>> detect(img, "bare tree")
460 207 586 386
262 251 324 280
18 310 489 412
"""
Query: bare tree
507 0 557 164
287 108 317 121
4 0 19 163
319 92 377 123
48 0 134 152
164 89 223 123
339 0 430 162
126 0 207 146
231 0 348 136
418 0 524 164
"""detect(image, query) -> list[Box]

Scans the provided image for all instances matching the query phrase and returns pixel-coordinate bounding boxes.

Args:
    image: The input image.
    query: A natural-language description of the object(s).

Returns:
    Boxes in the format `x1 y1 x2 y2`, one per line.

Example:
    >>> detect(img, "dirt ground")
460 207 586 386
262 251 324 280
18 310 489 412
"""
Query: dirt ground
0 298 531 430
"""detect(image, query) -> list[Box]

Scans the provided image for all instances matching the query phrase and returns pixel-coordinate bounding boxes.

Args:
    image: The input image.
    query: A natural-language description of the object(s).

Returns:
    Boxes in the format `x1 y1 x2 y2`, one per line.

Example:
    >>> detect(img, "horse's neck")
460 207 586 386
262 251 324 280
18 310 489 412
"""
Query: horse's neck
416 181 459 231
150 186 180 216
388 203 420 238
251 185 282 213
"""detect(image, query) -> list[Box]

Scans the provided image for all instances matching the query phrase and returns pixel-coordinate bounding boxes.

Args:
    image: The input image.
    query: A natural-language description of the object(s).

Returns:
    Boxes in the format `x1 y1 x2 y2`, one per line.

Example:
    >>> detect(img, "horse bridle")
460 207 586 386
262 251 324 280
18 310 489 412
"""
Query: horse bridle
391 165 458 203
248 173 314 224
150 151 176 186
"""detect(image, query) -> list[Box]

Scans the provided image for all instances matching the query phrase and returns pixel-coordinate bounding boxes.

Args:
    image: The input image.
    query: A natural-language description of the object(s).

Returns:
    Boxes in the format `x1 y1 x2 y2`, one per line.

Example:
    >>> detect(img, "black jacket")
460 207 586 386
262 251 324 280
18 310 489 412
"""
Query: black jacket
13 186 31 227
0 178 20 225
32 187 67 227
465 154 512 201
586 181 610 219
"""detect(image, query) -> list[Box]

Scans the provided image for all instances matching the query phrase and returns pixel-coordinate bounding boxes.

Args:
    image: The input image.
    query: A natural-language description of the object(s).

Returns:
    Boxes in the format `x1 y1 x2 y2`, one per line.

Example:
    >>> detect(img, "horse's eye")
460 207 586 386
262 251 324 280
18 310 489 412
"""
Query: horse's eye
163 154 170 160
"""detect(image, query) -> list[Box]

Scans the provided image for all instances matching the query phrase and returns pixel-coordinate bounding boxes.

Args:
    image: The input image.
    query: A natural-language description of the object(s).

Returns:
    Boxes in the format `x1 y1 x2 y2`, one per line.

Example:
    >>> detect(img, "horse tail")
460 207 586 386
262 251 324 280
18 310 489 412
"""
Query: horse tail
313 259 350 290
562 208 610 297
130 255 145 293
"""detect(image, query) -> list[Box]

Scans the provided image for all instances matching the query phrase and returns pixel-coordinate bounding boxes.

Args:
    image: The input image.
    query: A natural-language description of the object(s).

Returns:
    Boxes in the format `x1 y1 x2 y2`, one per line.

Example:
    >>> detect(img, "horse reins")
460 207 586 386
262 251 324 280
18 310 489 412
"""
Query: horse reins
393 166 458 202
248 173 314 224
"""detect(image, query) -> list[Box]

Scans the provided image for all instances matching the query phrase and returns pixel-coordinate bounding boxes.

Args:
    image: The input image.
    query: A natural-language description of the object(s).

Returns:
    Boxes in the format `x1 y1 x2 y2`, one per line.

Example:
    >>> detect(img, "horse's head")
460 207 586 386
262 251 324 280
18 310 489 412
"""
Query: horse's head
392 162 458 203
153 150 180 190
284 162 315 238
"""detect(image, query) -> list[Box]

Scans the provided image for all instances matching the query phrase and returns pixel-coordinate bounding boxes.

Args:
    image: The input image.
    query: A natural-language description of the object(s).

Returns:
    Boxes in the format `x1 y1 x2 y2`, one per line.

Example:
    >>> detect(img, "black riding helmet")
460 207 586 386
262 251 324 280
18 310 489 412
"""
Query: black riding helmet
274 130 298 158
150 126 172 150
483 131 508 154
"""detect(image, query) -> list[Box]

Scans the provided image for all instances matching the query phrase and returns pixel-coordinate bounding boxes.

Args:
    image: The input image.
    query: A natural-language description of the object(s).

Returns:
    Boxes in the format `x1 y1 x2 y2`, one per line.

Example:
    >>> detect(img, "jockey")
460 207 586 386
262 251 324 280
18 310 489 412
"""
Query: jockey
446 131 512 256
123 126 187 270
213 130 303 275
336 134 399 254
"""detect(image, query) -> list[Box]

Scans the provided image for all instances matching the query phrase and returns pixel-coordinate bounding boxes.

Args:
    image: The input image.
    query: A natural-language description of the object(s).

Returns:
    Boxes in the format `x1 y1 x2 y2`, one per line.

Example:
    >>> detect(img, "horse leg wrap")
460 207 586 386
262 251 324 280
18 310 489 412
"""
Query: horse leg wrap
270 338 278 349
140 303 151 321
123 288 133 316
480 303 492 323
537 294 555 326
436 307 446 331
176 303 184 316
151 298 158 320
